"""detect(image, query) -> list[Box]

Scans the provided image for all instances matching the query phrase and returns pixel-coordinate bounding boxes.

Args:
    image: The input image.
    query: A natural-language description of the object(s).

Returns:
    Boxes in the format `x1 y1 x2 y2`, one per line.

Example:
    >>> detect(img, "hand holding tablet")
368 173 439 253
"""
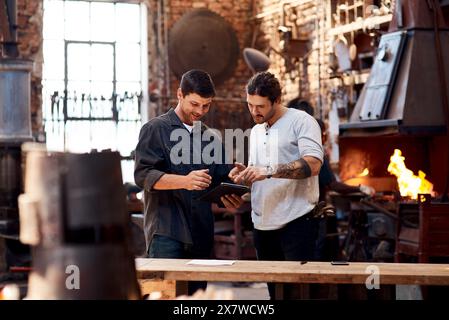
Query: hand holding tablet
197 182 250 205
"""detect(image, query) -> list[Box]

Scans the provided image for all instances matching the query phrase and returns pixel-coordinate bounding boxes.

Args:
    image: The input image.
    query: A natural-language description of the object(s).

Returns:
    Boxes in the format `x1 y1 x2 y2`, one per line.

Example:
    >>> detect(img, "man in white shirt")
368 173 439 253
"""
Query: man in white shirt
226 72 323 299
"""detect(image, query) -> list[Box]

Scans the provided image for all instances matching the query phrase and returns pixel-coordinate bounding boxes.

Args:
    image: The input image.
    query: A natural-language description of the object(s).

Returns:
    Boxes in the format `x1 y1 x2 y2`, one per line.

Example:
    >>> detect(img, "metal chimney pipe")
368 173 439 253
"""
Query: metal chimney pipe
0 0 19 58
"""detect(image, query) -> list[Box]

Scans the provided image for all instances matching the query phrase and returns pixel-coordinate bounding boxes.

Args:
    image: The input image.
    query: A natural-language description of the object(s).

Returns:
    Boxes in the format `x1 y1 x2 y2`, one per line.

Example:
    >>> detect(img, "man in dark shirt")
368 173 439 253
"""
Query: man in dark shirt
134 70 243 294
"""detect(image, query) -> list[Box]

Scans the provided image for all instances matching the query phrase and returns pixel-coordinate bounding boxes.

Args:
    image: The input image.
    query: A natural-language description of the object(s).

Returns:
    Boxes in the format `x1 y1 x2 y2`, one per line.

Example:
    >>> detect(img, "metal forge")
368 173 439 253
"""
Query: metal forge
336 0 449 263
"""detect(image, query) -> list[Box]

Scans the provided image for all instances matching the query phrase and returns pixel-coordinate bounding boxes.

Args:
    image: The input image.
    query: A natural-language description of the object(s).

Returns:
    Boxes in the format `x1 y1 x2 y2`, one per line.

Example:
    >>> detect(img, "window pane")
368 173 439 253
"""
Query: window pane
115 3 140 43
66 81 91 118
65 121 93 152
116 121 141 156
90 81 114 118
65 1 90 40
89 121 116 152
91 44 114 81
116 43 141 81
65 121 117 153
116 82 141 120
42 79 64 121
44 119 65 151
43 40 64 80
121 160 135 183
67 43 90 81
43 0 64 40
116 81 141 94
42 1 145 161
91 2 115 42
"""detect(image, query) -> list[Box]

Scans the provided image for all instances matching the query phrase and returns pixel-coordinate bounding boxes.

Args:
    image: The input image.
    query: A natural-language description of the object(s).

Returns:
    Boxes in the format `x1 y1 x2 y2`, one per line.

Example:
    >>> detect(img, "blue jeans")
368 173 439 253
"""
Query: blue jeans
148 234 207 295
149 234 188 258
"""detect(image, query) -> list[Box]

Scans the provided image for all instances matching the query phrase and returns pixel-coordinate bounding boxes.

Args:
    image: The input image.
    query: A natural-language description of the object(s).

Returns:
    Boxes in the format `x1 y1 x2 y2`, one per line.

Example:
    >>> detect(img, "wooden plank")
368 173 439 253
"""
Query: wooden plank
138 279 177 299
135 259 449 286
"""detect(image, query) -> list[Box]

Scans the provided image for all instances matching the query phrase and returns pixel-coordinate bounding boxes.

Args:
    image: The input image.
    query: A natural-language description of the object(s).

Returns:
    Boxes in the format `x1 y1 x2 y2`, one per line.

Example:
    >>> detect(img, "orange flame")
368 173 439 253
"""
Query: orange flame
387 149 434 199
358 168 369 177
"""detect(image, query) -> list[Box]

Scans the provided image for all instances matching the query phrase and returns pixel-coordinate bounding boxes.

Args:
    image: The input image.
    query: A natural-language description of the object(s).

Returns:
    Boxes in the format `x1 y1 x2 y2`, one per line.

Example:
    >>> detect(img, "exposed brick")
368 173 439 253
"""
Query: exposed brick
192 2 207 8
15 0 43 135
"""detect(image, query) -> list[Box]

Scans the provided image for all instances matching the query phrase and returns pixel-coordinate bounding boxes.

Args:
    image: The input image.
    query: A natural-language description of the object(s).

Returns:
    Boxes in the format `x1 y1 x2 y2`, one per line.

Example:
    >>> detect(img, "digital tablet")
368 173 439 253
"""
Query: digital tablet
197 182 250 204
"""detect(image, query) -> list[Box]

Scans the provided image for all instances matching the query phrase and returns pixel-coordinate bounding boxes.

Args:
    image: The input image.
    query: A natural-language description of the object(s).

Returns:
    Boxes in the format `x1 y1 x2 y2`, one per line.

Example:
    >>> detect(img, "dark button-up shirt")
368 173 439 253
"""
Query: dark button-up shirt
134 108 231 256
319 156 336 202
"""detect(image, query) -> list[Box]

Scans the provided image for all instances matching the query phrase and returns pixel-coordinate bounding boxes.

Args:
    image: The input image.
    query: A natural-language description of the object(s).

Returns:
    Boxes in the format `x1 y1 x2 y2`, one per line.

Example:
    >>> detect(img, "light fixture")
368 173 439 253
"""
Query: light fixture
243 48 271 74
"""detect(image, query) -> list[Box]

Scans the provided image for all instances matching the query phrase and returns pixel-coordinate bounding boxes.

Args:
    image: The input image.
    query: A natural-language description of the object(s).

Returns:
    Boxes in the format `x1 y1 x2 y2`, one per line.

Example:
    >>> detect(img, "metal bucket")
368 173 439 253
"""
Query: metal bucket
19 144 140 299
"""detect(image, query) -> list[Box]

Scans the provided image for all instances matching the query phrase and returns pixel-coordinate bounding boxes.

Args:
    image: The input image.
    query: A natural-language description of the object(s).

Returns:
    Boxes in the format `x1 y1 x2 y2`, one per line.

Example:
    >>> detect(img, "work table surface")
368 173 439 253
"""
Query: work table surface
135 258 449 286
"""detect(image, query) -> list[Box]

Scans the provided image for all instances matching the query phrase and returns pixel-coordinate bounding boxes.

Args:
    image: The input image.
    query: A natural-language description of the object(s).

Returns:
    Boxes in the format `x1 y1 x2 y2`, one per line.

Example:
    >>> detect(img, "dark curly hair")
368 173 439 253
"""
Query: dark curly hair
286 98 314 116
246 72 282 104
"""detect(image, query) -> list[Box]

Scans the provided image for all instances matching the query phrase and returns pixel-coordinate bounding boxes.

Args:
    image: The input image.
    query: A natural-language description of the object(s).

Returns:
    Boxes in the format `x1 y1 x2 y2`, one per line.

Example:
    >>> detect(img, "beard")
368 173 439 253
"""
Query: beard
251 105 276 124
252 114 265 124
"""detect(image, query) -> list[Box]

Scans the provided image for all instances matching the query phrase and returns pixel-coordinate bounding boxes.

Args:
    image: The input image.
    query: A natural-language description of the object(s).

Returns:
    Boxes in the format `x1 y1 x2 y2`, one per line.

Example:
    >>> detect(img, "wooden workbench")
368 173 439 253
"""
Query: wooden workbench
135 258 449 299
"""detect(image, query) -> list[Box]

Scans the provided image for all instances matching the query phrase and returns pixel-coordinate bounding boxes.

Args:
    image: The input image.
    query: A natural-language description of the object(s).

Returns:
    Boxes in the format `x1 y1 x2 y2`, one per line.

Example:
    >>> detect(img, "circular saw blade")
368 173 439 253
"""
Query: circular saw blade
169 9 240 86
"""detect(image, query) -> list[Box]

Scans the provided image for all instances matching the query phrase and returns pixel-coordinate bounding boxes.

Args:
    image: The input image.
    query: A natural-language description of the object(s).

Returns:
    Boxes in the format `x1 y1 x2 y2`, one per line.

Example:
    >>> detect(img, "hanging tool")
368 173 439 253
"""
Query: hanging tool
50 91 58 122
87 94 92 118
137 91 143 120
80 93 85 118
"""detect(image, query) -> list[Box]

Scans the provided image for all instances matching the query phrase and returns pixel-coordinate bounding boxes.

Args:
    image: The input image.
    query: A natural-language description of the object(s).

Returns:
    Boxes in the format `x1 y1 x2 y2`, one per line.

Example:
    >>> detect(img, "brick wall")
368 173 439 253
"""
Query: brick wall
16 0 256 136
146 0 255 132
251 0 331 116
17 0 44 138
15 0 393 144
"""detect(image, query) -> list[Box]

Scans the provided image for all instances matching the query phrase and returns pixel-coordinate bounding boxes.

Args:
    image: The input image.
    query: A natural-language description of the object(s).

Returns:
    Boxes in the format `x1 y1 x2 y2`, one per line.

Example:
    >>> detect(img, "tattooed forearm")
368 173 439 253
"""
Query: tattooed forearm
273 158 312 179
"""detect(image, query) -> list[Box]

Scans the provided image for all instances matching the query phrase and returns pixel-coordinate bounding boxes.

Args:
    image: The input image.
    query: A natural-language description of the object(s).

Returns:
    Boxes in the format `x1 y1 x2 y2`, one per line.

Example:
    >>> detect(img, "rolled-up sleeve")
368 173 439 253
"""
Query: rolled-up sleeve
296 115 324 163
134 121 167 191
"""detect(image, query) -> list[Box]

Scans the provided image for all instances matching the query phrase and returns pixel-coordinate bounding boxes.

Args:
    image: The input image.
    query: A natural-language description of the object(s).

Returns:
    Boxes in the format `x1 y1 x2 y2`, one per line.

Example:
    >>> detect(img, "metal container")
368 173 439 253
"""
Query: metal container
0 142 22 238
0 59 33 142
19 144 140 299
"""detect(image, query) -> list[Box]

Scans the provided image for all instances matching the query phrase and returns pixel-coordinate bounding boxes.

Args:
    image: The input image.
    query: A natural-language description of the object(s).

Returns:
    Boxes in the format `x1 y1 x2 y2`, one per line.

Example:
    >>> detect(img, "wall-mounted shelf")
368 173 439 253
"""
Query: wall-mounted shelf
329 14 392 36
327 70 371 87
